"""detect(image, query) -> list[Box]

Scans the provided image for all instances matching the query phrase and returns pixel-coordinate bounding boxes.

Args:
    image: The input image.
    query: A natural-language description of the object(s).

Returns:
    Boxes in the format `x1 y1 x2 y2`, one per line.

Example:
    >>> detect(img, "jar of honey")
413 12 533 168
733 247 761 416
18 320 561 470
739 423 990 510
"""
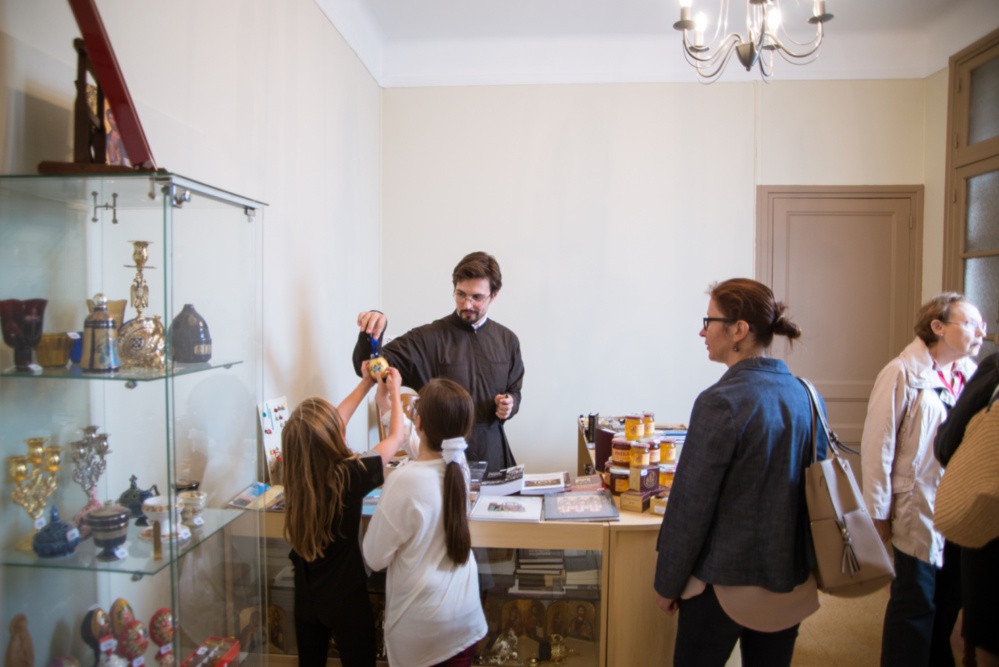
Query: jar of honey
629 442 650 468
659 463 676 489
643 412 656 437
612 437 632 467
647 438 661 465
661 438 677 464
625 414 644 441
608 466 631 495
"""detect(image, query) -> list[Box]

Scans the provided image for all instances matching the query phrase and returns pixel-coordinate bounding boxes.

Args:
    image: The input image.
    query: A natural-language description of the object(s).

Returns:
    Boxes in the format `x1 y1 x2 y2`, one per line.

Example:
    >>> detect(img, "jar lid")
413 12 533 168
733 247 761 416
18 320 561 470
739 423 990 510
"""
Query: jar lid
89 502 131 521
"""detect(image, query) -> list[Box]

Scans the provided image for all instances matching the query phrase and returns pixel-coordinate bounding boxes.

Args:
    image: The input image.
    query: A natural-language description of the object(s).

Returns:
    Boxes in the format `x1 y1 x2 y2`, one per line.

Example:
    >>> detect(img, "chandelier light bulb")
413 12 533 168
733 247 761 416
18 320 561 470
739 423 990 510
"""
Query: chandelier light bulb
679 0 693 9
767 6 782 32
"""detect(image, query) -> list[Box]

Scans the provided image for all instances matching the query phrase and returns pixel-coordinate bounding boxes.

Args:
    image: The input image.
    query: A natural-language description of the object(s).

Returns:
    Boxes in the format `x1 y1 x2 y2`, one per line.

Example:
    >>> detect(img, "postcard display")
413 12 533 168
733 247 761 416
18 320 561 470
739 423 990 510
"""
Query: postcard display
0 174 266 667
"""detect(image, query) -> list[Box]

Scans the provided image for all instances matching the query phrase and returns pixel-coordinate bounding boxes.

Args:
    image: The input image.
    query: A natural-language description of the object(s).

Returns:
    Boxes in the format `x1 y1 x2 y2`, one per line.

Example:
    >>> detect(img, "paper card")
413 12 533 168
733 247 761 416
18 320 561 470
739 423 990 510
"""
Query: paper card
258 397 287 485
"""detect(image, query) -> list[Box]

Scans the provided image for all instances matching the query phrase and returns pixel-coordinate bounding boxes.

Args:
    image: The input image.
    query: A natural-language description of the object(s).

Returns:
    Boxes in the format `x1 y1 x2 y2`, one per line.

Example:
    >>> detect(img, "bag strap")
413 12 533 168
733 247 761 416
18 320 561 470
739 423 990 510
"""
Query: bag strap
797 377 858 459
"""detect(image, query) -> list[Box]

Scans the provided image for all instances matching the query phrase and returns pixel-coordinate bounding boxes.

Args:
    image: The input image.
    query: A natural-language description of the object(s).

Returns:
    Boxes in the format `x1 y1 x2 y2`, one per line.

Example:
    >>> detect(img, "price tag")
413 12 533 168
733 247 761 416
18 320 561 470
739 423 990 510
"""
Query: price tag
34 517 46 530
67 331 81 340
99 637 117 653
196 647 208 656
113 546 128 560
66 528 80 541
131 658 144 667
191 516 205 527
157 646 172 657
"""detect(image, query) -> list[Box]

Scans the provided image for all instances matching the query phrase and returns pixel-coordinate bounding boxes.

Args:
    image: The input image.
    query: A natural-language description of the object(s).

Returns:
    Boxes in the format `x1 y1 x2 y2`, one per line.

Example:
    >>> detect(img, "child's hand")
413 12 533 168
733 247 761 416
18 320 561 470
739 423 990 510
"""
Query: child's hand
383 367 402 396
359 360 377 387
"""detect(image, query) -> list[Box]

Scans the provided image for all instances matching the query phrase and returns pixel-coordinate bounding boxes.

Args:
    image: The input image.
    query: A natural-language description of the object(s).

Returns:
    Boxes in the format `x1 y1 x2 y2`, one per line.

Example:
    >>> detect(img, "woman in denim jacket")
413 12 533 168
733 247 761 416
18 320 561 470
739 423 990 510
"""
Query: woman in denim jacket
654 278 827 667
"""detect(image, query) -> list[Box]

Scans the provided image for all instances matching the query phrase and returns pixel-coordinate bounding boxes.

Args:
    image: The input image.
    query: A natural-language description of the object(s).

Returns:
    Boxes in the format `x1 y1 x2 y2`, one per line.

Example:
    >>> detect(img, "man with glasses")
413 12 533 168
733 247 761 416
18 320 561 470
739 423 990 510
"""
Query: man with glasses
352 251 524 473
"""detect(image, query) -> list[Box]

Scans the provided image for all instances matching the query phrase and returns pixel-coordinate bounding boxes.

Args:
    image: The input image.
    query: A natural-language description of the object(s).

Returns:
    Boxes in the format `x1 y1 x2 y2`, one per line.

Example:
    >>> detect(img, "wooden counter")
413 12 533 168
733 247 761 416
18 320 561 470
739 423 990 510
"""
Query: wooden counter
261 481 673 666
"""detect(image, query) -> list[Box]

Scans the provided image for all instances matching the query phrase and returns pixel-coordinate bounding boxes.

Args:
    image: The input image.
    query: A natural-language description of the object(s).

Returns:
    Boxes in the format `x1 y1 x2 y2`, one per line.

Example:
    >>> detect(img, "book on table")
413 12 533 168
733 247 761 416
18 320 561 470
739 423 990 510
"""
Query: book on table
478 464 525 496
543 489 619 522
470 494 543 522
520 471 570 495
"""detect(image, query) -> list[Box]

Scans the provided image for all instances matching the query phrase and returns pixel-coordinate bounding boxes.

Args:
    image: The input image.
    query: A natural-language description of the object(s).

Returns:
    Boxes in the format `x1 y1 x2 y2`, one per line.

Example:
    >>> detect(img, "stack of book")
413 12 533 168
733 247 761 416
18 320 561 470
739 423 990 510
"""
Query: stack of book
564 550 601 595
509 548 566 596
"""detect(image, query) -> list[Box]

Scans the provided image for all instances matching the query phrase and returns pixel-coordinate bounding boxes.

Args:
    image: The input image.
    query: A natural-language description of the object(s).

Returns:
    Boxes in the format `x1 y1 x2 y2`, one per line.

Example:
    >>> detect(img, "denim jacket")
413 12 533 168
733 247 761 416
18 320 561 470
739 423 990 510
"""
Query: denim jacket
654 357 828 599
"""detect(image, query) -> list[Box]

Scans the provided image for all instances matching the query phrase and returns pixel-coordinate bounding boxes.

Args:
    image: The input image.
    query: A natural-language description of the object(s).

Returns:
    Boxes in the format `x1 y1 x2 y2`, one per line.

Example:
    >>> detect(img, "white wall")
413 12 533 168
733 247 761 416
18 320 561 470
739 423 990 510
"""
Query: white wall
381 78 946 474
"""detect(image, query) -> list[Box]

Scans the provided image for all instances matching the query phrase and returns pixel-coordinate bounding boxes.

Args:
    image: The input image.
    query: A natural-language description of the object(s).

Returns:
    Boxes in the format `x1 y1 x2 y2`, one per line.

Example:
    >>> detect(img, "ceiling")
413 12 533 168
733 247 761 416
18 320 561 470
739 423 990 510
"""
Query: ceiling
314 0 999 87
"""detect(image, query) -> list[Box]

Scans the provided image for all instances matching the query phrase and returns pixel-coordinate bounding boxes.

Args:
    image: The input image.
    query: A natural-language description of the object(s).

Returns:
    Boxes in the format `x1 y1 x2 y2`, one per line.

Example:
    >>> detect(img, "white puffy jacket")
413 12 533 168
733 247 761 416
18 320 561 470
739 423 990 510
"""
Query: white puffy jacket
860 337 977 566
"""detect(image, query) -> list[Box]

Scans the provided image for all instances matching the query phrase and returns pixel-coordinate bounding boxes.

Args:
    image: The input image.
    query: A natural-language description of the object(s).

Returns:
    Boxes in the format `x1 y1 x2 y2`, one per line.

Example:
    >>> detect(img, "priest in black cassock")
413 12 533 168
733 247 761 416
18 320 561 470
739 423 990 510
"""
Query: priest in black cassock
352 251 525 473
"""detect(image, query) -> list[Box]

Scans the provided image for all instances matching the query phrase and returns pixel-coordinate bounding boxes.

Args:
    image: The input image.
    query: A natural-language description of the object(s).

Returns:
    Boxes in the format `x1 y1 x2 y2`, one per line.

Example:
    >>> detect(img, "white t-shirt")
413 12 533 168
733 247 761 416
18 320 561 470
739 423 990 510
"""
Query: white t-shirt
362 458 487 667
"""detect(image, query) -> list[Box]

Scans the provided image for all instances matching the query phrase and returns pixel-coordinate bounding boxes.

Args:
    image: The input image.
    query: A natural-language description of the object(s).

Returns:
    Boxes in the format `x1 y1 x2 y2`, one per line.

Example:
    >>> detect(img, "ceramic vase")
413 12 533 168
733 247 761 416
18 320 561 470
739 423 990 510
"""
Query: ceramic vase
169 304 212 363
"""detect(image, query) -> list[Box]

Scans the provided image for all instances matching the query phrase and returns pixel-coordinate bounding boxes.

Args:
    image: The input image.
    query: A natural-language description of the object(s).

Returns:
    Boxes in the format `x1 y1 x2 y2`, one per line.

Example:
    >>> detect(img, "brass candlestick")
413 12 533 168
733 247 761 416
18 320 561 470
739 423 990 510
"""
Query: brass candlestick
7 438 62 551
128 240 152 318
118 240 166 369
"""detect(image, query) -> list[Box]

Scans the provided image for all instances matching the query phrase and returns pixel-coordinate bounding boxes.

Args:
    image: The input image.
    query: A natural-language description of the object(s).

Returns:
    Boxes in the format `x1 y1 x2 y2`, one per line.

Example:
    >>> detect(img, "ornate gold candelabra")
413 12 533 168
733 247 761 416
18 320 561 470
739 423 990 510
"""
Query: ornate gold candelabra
71 425 111 531
6 437 62 551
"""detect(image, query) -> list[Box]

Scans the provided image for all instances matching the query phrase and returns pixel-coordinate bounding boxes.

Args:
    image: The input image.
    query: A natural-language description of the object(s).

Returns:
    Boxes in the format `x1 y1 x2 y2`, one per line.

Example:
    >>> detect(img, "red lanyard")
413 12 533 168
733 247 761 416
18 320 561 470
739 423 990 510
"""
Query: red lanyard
937 369 964 397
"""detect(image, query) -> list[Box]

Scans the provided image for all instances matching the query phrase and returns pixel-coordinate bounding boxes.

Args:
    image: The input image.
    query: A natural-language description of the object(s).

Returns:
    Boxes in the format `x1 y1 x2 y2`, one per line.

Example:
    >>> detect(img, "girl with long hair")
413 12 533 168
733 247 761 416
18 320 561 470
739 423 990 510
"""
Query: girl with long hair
282 363 406 667
362 378 487 667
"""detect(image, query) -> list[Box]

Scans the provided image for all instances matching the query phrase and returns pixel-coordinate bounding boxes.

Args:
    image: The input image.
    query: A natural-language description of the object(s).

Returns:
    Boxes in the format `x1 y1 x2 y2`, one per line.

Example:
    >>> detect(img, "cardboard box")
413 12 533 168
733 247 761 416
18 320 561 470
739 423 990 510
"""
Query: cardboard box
628 465 659 492
651 489 670 515
620 488 659 513
182 637 239 667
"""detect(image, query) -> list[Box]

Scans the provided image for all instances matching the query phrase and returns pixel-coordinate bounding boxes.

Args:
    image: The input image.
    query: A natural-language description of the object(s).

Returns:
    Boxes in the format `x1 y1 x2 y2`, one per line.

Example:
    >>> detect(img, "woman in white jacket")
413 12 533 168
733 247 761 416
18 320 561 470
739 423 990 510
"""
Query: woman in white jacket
362 378 487 667
861 293 985 667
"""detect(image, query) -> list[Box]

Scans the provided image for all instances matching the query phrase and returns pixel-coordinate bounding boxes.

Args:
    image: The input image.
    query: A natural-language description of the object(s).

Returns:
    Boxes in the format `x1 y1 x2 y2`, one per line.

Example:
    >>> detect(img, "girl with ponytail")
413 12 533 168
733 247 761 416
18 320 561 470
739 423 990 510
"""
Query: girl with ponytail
363 378 487 667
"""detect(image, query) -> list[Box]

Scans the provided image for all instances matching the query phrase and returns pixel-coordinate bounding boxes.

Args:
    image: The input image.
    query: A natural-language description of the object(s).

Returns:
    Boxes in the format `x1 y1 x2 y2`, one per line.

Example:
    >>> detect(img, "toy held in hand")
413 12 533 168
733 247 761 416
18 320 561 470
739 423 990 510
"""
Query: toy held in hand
368 336 389 380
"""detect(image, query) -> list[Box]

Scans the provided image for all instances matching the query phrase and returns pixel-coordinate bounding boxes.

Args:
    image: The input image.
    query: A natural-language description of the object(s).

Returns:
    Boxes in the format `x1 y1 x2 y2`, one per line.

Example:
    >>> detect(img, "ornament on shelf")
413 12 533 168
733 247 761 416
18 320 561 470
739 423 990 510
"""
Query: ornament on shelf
6 437 62 551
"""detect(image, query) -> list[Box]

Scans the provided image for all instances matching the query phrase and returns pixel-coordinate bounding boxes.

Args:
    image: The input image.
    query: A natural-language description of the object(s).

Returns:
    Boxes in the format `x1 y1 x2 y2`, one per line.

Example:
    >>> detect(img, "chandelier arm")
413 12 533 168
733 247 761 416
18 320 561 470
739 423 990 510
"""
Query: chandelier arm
689 39 741 82
769 31 824 62
682 32 743 66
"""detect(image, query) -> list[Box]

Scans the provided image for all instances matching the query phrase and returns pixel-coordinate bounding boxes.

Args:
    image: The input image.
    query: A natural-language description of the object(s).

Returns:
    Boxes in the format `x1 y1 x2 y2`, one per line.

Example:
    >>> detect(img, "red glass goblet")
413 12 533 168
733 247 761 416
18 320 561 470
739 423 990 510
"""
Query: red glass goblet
0 298 48 370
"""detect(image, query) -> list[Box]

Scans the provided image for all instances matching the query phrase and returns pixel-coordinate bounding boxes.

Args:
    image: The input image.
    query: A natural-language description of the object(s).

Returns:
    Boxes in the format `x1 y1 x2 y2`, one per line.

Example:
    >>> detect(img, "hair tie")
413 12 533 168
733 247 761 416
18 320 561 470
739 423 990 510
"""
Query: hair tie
441 437 468 466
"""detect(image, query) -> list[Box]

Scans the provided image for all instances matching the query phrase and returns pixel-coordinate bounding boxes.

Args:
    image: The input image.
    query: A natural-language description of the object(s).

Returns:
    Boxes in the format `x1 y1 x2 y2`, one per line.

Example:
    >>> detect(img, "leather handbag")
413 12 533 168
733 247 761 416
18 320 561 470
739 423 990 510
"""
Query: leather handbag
934 386 999 548
799 378 894 597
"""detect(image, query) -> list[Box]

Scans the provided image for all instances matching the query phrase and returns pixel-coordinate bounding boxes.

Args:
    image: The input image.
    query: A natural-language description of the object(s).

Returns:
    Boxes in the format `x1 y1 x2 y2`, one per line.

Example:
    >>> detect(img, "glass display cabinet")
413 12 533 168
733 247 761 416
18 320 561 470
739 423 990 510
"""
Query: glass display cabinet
0 173 265 667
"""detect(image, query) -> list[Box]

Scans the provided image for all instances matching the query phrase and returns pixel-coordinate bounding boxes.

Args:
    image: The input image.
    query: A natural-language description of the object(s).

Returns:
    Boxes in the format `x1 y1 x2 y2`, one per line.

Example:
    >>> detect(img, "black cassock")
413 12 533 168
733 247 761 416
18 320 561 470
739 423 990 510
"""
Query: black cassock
353 311 524 473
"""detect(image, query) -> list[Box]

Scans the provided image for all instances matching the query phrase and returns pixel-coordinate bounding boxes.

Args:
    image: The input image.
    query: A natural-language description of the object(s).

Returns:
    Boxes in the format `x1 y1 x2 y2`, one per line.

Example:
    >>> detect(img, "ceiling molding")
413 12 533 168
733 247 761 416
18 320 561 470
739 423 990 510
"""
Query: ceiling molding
316 0 999 88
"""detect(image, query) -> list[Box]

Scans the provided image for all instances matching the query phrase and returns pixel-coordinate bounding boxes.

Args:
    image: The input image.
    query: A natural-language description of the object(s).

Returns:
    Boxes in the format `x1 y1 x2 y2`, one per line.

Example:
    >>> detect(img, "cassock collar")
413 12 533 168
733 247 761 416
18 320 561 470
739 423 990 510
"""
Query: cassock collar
450 311 489 331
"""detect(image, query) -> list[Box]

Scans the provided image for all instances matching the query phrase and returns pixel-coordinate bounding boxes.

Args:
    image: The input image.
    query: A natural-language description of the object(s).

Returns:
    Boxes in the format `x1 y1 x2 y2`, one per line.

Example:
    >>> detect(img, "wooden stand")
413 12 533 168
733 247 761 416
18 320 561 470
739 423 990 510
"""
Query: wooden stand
37 39 156 175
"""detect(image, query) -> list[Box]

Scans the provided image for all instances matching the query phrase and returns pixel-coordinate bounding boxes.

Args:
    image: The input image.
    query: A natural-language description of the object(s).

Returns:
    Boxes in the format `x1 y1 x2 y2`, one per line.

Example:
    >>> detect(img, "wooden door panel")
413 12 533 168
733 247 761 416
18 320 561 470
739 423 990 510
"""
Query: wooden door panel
758 187 923 483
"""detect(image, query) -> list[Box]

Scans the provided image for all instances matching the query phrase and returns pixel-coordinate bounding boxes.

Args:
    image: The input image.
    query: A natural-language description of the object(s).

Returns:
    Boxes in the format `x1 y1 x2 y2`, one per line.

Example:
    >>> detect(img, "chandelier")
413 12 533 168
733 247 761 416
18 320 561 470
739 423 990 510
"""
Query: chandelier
673 0 833 82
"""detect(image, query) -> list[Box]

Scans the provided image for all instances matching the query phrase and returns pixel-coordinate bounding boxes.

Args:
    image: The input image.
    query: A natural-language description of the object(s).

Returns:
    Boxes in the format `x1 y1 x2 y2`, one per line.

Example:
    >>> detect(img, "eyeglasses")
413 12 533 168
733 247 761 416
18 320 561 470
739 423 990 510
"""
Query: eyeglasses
702 317 735 330
454 289 492 305
947 319 988 334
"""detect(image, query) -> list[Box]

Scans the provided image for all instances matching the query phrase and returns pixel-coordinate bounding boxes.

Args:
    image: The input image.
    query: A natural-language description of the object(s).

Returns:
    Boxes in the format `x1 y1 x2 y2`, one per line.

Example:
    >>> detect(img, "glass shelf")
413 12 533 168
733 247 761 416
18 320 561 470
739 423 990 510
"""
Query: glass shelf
1 359 243 383
2 508 246 576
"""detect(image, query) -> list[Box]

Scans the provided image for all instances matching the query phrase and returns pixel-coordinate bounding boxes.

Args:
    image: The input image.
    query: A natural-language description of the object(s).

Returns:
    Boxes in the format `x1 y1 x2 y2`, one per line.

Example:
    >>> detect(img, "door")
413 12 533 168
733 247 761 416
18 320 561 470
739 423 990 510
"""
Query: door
757 187 924 470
